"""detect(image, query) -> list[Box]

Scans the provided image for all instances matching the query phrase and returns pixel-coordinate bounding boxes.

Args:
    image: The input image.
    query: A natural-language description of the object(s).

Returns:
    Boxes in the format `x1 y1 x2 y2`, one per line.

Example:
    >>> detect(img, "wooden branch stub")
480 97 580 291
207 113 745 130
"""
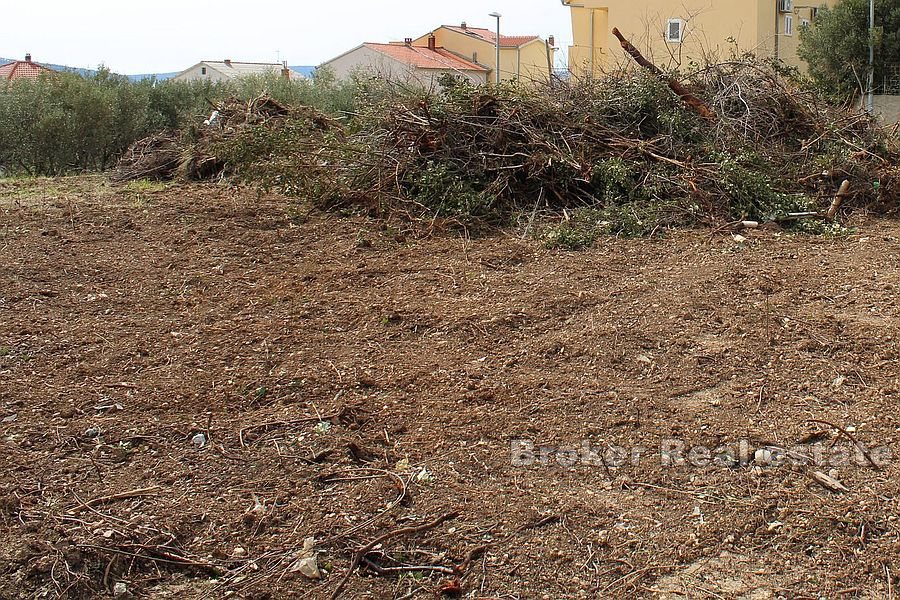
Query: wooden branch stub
826 179 851 222
811 470 850 493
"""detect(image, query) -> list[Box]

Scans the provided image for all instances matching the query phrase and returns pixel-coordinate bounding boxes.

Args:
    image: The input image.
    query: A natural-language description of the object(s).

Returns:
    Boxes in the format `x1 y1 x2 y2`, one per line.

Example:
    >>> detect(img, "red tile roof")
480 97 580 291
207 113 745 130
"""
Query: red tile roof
442 26 541 47
364 43 488 72
0 59 54 81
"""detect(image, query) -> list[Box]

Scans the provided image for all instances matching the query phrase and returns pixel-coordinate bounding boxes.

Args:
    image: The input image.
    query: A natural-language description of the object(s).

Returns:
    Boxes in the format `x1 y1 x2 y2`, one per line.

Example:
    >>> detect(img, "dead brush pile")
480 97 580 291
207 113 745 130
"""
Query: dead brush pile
110 131 182 183
113 93 335 183
120 63 900 238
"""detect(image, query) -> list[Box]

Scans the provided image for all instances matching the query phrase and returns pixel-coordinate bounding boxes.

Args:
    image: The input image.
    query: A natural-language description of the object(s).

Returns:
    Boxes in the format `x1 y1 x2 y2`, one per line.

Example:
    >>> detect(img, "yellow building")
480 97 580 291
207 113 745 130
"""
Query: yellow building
561 0 830 78
413 23 556 83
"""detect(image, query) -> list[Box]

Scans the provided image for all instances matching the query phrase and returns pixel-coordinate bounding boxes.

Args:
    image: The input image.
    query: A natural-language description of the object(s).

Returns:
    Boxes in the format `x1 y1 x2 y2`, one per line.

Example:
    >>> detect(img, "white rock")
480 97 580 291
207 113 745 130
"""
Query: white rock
191 432 207 447
246 494 266 516
113 582 128 597
231 547 247 559
289 555 321 579
415 467 434 483
754 448 773 465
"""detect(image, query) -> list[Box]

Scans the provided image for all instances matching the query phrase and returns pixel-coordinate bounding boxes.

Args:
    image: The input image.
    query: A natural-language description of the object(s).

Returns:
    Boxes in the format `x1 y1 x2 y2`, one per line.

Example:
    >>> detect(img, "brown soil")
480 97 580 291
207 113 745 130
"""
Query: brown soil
1 177 899 599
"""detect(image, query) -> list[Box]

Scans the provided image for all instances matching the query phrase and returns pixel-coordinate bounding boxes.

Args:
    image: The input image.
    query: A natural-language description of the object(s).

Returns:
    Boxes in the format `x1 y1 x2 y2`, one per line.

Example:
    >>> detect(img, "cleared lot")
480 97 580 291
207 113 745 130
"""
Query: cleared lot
1 178 898 598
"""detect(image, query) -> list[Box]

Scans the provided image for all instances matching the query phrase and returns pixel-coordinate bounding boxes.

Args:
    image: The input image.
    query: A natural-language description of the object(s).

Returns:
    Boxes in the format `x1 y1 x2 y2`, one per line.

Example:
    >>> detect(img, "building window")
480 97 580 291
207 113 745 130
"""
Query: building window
473 52 478 63
201 67 207 75
784 15 794 36
666 19 685 43
800 18 810 28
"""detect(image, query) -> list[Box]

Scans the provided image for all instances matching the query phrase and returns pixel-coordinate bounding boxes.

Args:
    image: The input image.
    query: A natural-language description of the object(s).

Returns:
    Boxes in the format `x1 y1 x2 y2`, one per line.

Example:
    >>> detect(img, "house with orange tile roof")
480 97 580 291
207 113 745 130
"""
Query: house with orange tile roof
321 38 490 85
412 23 555 83
0 54 55 82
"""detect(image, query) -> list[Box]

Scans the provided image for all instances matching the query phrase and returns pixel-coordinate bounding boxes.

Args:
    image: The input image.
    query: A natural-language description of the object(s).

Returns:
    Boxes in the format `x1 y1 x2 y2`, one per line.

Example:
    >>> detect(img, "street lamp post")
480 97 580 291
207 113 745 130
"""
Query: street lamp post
867 0 875 113
489 12 502 84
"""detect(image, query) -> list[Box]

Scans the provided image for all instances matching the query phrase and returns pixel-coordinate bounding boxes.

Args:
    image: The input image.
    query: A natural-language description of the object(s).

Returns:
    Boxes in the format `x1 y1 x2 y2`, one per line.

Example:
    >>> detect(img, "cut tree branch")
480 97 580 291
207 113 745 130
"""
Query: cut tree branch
612 27 717 121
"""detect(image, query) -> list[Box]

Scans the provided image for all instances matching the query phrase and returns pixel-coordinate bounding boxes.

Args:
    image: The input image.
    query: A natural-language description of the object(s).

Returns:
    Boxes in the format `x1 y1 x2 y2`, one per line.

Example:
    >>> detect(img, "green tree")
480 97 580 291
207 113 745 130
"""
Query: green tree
799 0 900 98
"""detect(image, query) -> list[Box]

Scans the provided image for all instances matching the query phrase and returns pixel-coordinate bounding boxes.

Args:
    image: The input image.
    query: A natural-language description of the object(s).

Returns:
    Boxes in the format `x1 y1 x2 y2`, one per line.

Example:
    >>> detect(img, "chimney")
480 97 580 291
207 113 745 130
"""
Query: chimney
428 35 436 51
461 21 467 30
404 37 413 46
282 61 290 79
224 59 232 66
25 53 32 63
548 36 555 48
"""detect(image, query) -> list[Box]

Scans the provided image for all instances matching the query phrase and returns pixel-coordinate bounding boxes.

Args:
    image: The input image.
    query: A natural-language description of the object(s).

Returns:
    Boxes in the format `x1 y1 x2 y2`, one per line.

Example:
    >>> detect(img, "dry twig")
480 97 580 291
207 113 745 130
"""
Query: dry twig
67 487 161 514
330 512 459 599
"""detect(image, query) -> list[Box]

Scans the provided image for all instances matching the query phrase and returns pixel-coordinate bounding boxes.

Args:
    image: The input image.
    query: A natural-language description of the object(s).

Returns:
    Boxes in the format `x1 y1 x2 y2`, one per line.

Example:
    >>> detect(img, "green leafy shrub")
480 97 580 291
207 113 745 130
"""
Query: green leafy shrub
406 161 495 219
0 68 359 176
590 157 640 204
719 154 815 220
542 205 659 249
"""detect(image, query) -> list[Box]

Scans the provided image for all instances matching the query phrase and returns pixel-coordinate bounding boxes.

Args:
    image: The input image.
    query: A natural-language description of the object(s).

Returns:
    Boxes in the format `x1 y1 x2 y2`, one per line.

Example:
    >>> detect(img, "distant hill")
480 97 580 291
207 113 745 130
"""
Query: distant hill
128 67 316 81
0 58 317 81
127 72 179 82
291 66 317 78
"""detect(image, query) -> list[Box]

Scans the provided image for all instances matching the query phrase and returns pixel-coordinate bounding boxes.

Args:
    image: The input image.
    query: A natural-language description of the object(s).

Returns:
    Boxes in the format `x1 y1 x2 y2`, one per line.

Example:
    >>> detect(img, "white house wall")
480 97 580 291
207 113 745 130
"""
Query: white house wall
323 46 487 86
173 63 229 83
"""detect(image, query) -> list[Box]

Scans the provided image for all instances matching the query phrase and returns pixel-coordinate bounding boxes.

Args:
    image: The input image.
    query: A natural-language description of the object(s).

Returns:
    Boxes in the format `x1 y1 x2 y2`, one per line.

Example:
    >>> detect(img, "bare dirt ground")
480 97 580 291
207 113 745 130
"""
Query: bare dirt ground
2 177 899 599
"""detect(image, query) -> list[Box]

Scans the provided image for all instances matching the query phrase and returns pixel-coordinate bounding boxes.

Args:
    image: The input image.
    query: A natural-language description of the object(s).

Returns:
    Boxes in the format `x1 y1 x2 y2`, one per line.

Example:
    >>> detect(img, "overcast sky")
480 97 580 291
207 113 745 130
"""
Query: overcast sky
4 1 573 74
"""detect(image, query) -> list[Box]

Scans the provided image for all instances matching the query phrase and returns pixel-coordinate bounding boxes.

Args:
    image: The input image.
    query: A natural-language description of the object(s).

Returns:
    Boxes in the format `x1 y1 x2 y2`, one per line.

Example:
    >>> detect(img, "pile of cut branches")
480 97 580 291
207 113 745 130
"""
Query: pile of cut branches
110 131 182 183
115 65 898 233
215 61 897 231
214 94 290 128
112 93 316 183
